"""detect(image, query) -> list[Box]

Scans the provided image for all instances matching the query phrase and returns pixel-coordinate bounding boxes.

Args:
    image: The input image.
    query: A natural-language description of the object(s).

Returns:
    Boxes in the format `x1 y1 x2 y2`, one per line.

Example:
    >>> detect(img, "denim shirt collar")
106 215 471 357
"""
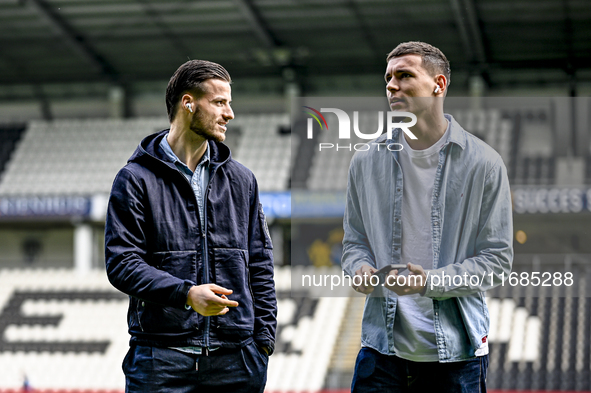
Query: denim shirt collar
159 133 210 174
382 114 466 150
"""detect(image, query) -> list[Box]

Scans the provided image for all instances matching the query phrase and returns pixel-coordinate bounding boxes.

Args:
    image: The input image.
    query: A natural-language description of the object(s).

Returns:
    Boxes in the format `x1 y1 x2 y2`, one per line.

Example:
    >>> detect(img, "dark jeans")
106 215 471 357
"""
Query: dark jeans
123 341 269 393
352 347 488 393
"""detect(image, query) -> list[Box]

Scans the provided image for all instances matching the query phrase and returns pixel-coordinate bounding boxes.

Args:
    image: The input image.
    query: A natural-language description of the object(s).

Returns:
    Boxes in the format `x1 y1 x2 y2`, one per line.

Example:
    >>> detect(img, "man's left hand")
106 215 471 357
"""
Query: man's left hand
382 262 427 296
255 342 270 355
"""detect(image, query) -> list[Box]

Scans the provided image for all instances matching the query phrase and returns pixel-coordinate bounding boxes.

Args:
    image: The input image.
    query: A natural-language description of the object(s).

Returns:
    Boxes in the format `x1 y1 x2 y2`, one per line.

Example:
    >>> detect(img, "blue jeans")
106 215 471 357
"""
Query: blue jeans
352 348 488 393
123 341 268 393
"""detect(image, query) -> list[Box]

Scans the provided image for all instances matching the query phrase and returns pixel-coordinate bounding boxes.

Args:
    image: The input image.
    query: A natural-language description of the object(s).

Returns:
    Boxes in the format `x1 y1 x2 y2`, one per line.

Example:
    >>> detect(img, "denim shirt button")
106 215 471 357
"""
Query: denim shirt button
434 221 439 226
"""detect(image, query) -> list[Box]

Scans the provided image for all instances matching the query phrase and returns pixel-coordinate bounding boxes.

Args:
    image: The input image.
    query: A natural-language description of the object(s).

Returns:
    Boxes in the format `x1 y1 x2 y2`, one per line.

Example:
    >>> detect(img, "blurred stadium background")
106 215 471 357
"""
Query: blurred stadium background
0 0 591 391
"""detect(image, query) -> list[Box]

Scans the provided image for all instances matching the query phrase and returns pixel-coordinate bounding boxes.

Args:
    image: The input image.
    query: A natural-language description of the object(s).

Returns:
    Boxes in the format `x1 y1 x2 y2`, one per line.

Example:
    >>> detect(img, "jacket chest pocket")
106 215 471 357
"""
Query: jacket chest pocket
136 251 200 333
212 248 254 338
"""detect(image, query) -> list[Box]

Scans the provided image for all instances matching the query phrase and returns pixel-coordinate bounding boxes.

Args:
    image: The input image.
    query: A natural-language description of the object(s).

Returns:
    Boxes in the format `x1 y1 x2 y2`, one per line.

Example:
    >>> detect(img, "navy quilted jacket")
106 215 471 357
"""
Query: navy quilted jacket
105 129 277 352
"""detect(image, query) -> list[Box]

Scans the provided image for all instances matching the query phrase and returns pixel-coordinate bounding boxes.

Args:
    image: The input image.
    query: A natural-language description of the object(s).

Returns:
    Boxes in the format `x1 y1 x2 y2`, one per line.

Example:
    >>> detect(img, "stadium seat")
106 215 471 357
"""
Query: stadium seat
0 118 169 196
0 115 294 196
232 114 292 192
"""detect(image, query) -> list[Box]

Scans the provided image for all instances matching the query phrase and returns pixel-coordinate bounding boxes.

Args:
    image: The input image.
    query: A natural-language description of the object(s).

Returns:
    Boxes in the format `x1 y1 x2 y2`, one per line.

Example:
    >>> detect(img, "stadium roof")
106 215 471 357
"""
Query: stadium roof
0 0 590 96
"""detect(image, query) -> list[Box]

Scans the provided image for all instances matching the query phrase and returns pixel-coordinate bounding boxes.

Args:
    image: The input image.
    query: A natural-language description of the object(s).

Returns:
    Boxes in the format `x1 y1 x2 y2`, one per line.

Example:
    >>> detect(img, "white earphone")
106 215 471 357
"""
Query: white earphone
434 86 441 94
186 103 193 113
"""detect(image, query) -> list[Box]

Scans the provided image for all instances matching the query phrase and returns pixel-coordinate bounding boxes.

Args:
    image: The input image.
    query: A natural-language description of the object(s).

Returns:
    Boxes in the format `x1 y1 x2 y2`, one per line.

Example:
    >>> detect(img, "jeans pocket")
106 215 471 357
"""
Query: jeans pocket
354 348 377 380
123 345 154 388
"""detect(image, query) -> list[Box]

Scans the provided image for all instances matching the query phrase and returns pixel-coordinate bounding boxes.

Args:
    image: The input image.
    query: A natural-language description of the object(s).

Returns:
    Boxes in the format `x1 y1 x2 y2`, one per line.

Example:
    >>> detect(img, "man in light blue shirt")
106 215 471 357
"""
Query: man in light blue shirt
342 41 513 392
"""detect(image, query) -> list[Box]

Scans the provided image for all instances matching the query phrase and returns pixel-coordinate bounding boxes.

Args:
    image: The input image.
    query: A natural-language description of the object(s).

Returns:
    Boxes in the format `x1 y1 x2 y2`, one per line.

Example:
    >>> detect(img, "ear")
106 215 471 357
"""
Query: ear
181 93 194 113
434 74 448 95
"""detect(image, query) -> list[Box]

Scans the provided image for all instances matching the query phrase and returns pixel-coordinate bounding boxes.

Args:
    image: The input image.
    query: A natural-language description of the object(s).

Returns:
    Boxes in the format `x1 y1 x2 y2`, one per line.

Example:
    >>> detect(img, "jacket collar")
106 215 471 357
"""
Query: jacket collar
129 129 232 170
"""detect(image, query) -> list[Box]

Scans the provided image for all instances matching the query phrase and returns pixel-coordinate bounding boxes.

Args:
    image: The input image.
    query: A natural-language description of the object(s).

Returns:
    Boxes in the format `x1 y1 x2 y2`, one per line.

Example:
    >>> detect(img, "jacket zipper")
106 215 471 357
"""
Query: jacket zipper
179 165 211 349
176 163 213 352
203 175 214 350
201 162 226 352
167 163 204 342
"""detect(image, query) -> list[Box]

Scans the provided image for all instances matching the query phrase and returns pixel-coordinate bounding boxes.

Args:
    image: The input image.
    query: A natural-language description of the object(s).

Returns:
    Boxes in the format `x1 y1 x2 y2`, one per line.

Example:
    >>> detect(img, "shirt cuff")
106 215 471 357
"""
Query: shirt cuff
344 260 373 279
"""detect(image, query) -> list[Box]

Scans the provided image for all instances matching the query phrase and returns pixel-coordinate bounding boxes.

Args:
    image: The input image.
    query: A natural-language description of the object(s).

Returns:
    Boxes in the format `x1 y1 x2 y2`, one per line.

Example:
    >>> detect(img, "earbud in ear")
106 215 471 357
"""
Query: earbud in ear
434 86 441 94
186 103 193 113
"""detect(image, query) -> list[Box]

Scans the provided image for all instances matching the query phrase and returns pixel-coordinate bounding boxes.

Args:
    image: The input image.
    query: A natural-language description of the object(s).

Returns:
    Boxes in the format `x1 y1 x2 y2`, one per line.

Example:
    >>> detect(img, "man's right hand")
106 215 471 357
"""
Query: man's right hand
353 265 378 294
186 284 239 316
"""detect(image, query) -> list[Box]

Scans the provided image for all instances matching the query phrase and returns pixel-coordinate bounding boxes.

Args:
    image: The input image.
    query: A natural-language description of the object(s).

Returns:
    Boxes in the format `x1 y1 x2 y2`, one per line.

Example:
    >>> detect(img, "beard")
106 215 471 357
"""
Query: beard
189 110 226 142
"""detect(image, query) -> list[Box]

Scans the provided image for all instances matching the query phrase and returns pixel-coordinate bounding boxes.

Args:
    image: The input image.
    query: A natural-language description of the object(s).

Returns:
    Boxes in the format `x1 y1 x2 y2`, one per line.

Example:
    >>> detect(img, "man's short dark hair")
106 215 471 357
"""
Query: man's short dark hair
165 60 232 122
387 41 451 86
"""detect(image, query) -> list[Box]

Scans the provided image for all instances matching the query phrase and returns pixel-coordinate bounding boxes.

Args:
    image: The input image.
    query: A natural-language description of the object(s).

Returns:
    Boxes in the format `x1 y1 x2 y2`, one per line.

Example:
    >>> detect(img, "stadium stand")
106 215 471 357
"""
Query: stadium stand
0 125 27 181
266 266 348 393
450 109 514 176
231 113 294 192
0 269 129 390
0 115 293 197
1 1 591 392
485 255 591 392
0 107 576 196
0 266 350 392
1 260 590 392
0 103 588 393
511 110 556 185
0 118 168 196
307 112 379 191
324 296 364 389
290 117 318 190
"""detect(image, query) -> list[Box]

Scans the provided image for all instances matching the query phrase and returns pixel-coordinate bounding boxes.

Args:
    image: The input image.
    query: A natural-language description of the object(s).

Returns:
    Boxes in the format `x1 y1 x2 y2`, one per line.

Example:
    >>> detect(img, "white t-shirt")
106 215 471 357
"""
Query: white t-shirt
392 123 450 362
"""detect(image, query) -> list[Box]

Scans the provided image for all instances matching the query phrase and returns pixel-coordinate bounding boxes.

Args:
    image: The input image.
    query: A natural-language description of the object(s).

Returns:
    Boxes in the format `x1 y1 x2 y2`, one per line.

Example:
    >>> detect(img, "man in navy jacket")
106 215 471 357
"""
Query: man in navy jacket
105 60 277 393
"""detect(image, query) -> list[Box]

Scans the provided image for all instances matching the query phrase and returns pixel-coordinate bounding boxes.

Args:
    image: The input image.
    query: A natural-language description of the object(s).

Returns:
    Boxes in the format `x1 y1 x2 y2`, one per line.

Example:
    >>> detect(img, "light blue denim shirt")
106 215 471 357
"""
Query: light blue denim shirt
159 133 210 230
342 114 513 362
